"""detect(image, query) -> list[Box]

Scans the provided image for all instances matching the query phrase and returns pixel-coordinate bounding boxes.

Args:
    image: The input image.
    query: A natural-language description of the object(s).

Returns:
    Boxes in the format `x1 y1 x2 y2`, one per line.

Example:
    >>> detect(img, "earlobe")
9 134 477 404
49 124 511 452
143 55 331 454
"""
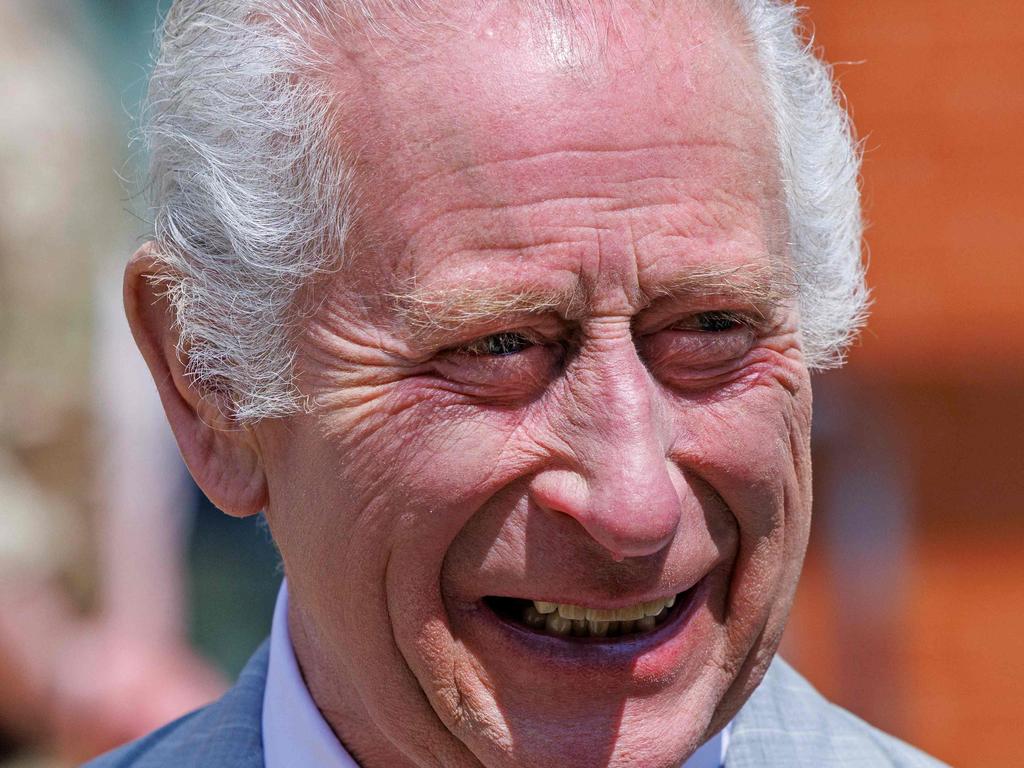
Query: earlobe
123 243 268 518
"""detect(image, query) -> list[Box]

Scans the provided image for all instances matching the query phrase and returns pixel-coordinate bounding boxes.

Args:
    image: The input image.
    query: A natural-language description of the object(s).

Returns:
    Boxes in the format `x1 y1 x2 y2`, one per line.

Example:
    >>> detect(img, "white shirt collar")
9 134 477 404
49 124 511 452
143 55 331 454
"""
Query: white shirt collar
263 583 728 768
262 583 360 767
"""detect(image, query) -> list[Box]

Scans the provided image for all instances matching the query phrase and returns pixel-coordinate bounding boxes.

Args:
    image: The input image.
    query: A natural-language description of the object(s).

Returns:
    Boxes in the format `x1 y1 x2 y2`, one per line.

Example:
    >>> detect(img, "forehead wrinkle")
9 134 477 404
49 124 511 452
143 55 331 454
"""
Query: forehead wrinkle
387 140 751 214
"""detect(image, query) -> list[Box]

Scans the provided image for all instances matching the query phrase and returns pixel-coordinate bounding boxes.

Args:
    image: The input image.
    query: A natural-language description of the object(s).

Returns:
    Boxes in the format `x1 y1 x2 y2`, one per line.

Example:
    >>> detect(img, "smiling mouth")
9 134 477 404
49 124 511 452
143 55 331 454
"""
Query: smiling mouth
484 589 693 640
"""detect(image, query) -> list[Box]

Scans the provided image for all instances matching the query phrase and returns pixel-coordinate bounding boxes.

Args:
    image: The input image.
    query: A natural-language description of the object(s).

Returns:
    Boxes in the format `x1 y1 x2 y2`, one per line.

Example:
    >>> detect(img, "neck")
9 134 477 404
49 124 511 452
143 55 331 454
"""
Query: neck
287 600 425 768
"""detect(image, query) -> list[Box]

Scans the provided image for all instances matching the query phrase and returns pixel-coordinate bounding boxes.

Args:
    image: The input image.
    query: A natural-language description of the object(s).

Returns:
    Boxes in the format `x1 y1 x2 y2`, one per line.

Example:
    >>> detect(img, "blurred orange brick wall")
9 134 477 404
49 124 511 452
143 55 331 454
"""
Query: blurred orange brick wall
785 4 1024 767
807 1 1024 378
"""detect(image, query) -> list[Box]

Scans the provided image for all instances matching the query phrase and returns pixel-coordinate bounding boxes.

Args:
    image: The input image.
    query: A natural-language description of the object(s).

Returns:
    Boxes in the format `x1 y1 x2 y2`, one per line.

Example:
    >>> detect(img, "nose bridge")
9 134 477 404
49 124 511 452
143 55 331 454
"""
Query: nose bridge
542 325 682 558
580 333 664 455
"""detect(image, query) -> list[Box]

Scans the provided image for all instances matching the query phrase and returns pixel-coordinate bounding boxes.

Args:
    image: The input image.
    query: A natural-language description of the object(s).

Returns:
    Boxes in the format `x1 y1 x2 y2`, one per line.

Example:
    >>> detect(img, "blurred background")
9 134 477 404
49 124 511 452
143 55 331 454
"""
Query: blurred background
780 5 1024 768
0 1 1020 766
0 3 279 765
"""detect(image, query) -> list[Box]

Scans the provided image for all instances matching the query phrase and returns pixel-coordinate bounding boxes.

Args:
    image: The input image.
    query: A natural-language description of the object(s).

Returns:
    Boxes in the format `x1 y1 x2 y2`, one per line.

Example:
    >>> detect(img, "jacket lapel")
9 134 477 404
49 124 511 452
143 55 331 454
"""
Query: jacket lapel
723 656 905 768
724 662 799 766
129 640 271 768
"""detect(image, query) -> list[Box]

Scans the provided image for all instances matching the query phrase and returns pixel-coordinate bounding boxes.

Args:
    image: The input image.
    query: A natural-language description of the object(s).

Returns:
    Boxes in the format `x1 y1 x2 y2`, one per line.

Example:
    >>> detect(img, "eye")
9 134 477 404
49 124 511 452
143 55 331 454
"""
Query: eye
432 330 562 400
458 332 535 357
692 311 747 333
637 309 758 386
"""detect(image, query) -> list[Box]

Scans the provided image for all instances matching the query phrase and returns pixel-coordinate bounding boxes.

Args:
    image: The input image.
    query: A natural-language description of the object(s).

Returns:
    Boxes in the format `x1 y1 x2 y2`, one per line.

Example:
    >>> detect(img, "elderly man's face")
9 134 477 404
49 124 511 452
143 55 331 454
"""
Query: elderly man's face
258 3 812 767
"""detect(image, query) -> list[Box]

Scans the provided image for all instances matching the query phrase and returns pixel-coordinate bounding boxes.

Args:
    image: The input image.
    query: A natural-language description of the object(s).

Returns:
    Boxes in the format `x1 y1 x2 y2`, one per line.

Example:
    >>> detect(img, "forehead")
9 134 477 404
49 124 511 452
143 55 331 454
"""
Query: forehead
326 0 783 309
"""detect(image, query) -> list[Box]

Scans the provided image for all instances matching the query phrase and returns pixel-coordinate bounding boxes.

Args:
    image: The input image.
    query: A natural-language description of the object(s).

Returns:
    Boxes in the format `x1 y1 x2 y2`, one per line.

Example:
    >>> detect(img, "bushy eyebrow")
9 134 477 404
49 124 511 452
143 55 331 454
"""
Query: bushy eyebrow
390 262 796 341
391 284 583 340
644 262 797 319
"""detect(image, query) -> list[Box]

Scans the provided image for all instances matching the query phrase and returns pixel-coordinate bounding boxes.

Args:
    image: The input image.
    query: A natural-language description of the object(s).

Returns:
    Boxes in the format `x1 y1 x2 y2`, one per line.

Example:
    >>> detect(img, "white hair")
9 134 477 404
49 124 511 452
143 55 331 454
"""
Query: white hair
735 0 868 370
142 0 866 422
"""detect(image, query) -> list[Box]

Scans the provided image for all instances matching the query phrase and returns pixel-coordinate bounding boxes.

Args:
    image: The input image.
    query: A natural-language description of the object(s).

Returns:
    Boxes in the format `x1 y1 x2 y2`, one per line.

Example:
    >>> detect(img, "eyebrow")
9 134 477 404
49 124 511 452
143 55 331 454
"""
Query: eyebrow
391 262 797 341
392 283 584 340
644 262 798 318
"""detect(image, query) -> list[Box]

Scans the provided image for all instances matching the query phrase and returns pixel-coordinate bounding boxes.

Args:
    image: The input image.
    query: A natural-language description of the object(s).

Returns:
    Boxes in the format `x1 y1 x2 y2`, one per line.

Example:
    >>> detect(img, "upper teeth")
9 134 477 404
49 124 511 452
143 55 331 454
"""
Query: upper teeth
533 595 675 622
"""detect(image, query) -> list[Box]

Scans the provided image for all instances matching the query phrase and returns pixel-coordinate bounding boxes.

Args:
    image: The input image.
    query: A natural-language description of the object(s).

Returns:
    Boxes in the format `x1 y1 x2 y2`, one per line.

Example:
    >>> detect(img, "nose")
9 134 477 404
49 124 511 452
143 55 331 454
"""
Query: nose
529 324 682 559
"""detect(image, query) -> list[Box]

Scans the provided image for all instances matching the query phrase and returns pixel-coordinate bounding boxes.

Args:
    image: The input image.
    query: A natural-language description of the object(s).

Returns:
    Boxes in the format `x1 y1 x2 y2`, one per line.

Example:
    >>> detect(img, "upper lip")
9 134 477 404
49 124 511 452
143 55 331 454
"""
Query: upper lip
452 554 724 612
486 583 696 610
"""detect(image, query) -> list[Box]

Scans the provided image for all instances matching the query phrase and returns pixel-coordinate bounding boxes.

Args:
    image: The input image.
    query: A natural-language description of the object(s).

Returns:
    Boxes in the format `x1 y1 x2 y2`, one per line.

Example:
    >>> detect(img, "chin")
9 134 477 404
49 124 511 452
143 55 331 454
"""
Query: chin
401 565 770 768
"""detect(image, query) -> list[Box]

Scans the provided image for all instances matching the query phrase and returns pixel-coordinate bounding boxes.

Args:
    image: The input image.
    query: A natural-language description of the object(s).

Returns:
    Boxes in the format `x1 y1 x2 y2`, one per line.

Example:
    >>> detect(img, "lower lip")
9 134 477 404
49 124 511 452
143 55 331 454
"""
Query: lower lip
452 577 715 681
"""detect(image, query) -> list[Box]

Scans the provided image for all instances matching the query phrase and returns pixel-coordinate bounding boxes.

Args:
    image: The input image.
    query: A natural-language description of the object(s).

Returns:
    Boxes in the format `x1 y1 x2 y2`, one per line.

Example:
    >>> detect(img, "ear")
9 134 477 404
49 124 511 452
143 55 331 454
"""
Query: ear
124 243 267 518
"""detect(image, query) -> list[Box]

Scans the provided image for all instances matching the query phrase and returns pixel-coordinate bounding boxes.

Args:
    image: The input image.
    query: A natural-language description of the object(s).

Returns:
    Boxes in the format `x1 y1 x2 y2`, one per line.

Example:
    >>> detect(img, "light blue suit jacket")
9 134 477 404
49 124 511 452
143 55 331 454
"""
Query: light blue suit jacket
84 642 949 767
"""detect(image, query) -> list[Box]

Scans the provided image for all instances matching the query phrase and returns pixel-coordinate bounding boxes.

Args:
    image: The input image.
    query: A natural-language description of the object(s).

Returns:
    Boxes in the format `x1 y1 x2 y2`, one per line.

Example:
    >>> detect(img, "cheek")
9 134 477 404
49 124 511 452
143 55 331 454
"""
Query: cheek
671 364 812 635
672 360 811 519
278 385 547 627
315 384 518 496
261 409 521 767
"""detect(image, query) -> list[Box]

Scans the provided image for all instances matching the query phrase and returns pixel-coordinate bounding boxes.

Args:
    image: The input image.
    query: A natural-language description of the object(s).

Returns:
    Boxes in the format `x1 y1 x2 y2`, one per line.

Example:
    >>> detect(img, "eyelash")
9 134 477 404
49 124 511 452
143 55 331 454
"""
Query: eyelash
683 311 752 333
457 331 537 357
450 312 753 360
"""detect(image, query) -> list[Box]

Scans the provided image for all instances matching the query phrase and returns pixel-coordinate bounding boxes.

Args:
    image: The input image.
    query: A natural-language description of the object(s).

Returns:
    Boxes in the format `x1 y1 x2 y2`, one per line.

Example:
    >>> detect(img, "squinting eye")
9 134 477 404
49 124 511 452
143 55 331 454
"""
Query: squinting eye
694 311 745 332
459 332 535 357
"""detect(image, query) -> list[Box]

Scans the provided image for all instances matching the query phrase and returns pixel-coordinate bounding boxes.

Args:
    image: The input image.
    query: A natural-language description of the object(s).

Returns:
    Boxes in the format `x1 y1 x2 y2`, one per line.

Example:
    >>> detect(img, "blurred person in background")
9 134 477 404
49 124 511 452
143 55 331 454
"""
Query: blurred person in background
0 2 226 763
